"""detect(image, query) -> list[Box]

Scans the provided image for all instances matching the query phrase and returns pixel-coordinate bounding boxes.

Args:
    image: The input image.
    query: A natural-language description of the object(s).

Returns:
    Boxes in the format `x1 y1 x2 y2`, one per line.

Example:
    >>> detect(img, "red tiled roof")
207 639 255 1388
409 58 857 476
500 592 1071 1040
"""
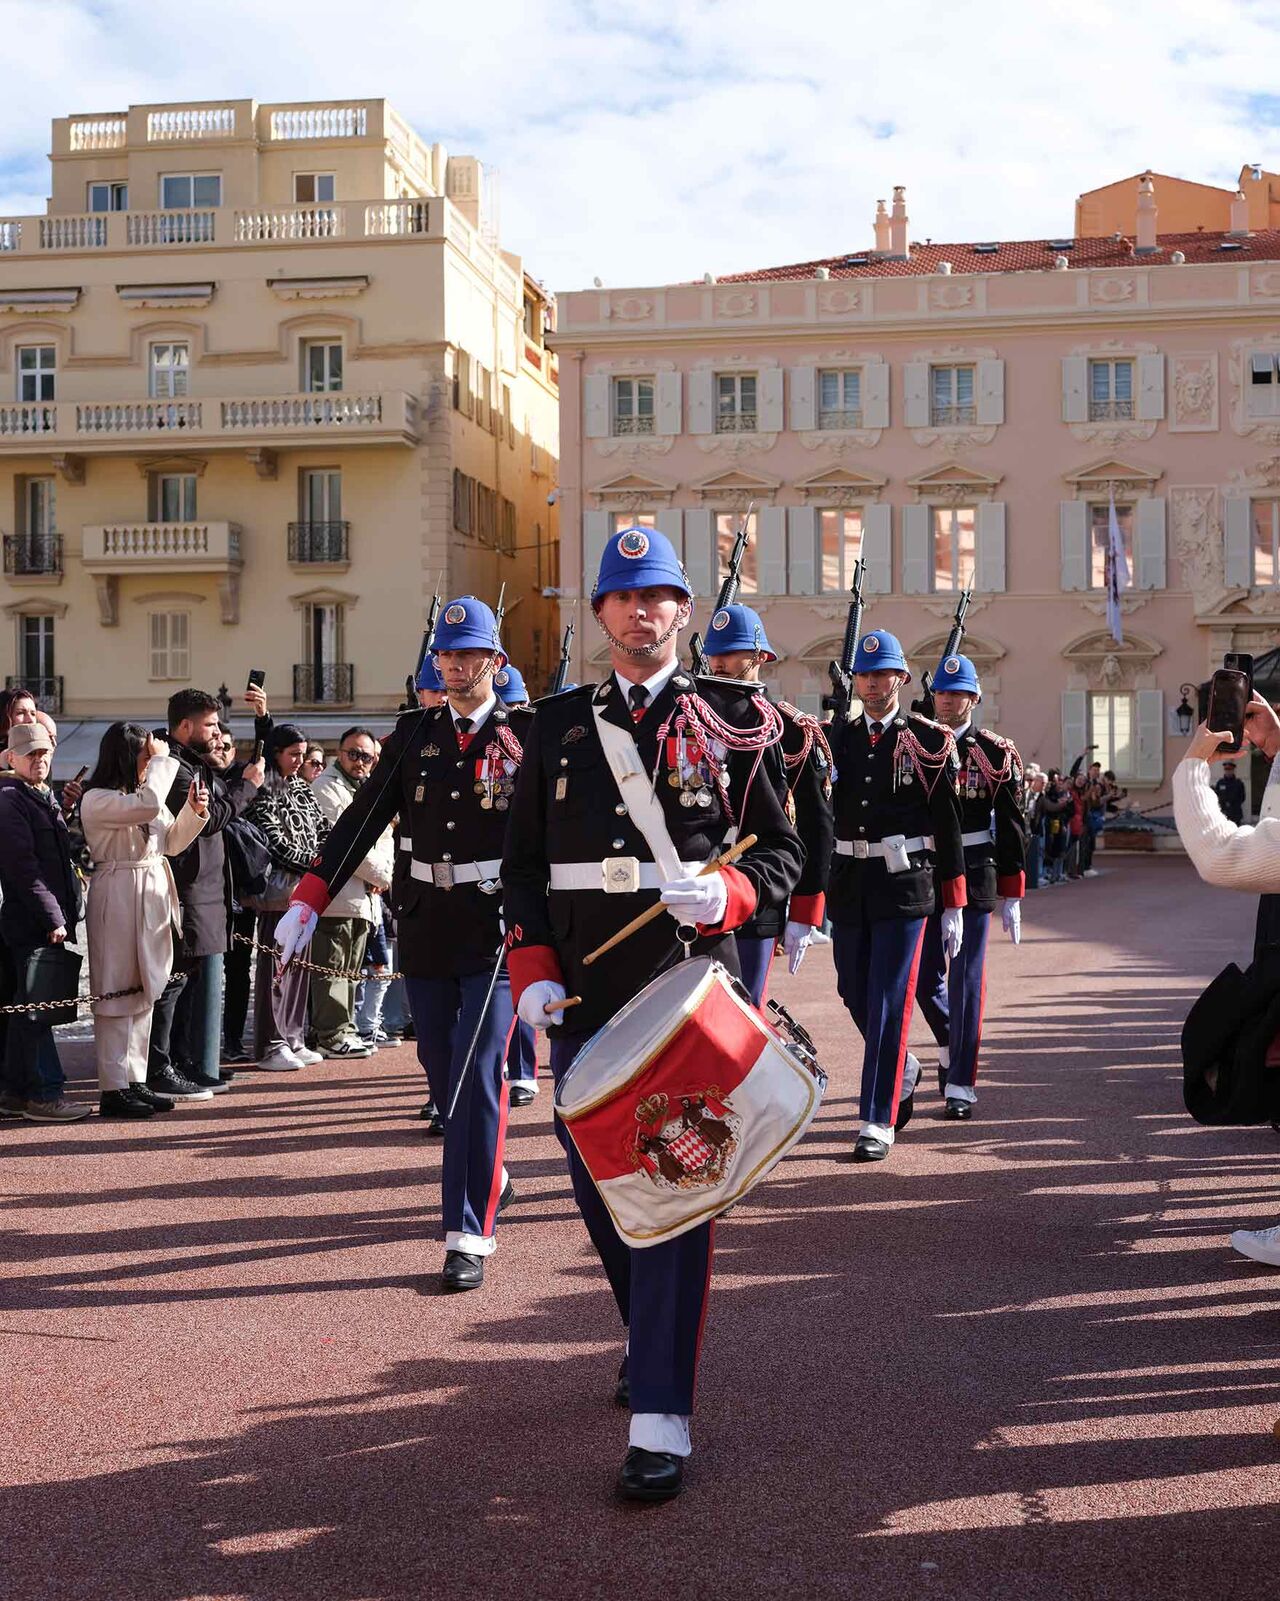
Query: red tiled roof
716 229 1280 282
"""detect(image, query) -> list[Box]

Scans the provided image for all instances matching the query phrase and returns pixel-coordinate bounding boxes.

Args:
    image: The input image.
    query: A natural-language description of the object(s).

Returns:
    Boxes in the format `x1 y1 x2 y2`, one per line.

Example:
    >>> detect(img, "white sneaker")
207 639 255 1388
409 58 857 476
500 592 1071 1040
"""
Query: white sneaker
1230 1224 1280 1266
290 1045 323 1066
257 1045 303 1072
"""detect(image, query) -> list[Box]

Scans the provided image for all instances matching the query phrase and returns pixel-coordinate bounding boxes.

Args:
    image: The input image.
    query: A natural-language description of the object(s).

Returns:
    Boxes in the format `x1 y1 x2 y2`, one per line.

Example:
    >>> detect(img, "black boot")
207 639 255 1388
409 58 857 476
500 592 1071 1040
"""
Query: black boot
100 1089 155 1119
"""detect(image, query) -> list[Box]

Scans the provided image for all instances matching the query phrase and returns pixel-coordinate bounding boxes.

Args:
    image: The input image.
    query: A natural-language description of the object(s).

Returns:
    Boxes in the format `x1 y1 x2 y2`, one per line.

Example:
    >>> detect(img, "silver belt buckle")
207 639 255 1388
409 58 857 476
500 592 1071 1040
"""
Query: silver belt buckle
432 861 455 890
602 856 640 894
852 840 870 860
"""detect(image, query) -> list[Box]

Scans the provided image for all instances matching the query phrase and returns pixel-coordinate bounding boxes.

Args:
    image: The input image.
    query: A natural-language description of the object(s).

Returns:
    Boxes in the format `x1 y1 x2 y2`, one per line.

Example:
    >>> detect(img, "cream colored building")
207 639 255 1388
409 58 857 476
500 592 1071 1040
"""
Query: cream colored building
0 98 559 763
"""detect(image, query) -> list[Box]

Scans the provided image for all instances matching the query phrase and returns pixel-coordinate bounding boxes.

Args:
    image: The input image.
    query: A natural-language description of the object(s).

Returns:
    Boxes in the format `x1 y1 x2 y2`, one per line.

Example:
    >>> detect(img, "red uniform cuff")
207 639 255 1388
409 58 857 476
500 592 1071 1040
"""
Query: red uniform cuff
789 892 825 927
507 943 564 1005
698 863 758 935
292 872 331 917
997 872 1025 900
941 875 968 910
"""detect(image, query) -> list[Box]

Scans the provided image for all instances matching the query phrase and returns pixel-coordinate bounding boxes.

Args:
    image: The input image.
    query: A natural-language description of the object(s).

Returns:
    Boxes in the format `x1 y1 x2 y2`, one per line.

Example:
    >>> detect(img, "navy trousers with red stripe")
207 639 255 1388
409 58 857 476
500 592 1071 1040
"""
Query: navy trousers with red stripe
406 972 510 1247
832 912 927 1128
916 908 992 1091
733 933 776 1009
550 1037 713 1415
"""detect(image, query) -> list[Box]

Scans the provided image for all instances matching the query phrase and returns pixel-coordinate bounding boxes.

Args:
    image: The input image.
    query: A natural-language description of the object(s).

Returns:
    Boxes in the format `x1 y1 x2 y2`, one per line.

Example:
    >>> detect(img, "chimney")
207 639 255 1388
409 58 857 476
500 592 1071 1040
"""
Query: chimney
873 198 891 254
1229 189 1251 236
1135 172 1158 253
888 185 909 259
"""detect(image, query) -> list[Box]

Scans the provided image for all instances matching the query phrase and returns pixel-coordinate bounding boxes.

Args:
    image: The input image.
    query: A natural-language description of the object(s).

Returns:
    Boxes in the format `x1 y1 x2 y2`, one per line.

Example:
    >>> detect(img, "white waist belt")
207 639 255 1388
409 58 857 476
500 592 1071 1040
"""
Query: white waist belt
835 835 933 859
961 829 994 848
399 835 412 852
408 857 502 886
550 860 703 892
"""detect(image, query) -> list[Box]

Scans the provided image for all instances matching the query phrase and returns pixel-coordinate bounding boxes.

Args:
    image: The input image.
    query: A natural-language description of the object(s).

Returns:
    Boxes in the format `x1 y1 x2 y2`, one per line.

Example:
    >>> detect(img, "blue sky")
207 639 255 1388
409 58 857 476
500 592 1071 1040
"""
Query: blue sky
0 0 1277 291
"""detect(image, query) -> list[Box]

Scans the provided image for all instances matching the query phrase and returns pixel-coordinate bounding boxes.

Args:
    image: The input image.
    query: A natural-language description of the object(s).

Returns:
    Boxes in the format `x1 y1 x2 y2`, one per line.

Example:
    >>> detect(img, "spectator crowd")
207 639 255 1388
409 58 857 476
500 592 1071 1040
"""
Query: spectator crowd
1019 747 1128 890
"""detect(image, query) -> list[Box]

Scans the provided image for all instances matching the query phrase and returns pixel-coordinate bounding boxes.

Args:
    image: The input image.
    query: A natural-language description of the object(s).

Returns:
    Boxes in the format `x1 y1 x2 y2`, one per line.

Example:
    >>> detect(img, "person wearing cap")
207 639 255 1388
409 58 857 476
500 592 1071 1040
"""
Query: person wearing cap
703 601 833 1001
415 653 447 710
501 526 802 1503
827 629 967 1162
0 721 89 1122
1214 759 1246 825
914 654 1026 1120
494 664 530 710
277 597 530 1292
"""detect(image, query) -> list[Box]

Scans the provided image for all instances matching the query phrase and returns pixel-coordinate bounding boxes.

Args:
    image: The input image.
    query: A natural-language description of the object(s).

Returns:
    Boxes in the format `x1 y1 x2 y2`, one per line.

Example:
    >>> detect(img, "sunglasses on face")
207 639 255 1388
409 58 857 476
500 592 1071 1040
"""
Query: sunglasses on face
342 748 375 764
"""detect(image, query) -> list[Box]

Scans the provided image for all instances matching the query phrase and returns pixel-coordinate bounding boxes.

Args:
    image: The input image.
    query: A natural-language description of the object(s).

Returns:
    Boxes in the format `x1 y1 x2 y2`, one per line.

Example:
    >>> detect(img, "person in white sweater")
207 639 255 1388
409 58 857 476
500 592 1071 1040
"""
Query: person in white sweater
1173 691 1280 1265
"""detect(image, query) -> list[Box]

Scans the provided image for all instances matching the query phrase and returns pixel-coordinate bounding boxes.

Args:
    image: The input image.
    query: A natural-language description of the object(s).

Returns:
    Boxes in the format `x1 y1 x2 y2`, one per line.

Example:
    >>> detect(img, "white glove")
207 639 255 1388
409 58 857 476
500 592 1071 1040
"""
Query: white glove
517 979 567 1030
275 903 317 965
660 871 728 930
1001 898 1022 945
940 906 964 960
783 920 816 976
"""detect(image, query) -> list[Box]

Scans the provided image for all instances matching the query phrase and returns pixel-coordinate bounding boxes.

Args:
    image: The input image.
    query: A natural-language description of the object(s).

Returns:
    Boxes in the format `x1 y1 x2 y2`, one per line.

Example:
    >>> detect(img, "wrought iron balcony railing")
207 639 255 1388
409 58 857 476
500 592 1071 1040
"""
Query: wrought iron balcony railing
715 411 758 433
5 675 62 714
1088 398 1135 421
929 404 978 427
3 535 62 576
287 521 350 564
612 413 655 435
293 663 354 705
818 408 864 430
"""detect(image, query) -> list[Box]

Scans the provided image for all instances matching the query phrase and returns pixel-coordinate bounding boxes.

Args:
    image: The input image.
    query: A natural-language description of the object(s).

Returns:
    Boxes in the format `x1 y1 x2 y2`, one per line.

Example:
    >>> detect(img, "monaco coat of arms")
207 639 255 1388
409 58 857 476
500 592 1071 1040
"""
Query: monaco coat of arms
632 1090 742 1191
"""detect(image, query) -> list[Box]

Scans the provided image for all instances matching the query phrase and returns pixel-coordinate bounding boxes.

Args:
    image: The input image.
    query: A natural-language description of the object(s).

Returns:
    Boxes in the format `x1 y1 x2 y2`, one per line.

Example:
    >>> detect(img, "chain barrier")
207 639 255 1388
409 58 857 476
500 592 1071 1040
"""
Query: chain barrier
0 982 142 1017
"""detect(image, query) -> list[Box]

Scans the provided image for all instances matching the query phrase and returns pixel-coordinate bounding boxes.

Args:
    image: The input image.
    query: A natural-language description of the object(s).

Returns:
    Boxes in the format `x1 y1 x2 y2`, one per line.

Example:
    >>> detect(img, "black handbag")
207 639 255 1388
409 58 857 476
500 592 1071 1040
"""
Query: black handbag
20 944 82 1027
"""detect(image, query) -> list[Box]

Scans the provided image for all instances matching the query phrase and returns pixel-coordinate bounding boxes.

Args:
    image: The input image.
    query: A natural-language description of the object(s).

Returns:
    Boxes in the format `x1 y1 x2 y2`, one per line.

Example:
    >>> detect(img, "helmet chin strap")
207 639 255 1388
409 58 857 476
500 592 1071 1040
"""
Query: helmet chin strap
595 602 691 659
445 651 502 698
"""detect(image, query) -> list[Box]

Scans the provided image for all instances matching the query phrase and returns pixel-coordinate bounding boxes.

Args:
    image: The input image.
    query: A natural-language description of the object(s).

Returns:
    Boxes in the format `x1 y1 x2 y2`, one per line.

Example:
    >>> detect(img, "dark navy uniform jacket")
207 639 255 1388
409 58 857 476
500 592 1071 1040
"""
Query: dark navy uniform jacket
738 696 833 940
826 710 967 924
294 700 533 978
953 724 1027 914
501 671 804 1038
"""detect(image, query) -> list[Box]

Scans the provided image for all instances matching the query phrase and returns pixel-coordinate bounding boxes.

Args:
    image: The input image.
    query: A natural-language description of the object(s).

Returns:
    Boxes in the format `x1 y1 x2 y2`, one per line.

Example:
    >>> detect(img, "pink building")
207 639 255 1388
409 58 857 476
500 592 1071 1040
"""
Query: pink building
550 171 1280 812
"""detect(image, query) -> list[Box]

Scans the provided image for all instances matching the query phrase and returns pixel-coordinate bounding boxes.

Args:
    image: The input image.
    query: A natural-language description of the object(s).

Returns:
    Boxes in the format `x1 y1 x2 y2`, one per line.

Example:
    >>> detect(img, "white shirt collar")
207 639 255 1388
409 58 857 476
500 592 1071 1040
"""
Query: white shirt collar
615 658 679 703
951 720 972 741
450 693 497 730
864 701 900 732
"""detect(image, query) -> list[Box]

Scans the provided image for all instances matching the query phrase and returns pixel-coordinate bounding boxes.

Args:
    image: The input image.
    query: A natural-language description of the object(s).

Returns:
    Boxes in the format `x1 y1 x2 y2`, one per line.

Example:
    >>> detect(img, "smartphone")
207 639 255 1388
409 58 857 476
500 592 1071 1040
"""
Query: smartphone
1207 668 1250 753
1224 653 1254 695
72 764 88 784
246 669 266 692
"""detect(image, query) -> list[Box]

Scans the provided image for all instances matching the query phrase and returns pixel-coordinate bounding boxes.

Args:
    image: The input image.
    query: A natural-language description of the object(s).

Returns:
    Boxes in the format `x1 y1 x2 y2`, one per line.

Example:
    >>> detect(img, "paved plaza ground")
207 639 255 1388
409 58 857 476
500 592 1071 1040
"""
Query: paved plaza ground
3 854 1280 1600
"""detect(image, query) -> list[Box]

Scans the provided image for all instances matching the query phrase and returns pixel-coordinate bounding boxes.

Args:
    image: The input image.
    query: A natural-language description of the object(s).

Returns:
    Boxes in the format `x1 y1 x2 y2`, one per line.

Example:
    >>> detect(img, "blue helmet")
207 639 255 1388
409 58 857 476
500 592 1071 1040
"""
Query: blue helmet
852 629 911 679
493 664 528 704
431 596 505 661
415 653 444 693
592 525 691 603
704 603 777 663
932 652 981 698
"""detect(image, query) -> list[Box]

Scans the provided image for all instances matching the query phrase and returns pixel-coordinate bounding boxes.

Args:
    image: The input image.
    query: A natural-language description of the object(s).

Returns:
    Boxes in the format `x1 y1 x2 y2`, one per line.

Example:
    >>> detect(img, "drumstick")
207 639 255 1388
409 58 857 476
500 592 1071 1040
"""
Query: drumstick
582 834 758 967
543 995 582 1013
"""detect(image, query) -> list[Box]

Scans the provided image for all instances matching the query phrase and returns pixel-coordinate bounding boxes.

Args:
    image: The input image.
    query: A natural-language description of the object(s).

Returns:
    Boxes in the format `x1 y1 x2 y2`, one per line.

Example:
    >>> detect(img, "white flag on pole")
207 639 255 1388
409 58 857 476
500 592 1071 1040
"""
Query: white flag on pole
1106 491 1130 645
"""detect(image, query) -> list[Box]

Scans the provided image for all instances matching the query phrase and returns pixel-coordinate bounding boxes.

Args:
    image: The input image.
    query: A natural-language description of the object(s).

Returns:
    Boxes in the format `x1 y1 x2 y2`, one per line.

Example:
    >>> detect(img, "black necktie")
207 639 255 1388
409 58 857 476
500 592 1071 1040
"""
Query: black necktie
868 720 883 747
455 716 473 750
628 684 649 723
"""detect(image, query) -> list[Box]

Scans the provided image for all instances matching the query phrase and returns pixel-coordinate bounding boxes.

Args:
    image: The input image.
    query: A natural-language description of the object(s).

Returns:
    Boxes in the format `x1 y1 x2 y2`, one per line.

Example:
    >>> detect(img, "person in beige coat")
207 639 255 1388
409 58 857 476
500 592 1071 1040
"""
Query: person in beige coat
80 723 208 1118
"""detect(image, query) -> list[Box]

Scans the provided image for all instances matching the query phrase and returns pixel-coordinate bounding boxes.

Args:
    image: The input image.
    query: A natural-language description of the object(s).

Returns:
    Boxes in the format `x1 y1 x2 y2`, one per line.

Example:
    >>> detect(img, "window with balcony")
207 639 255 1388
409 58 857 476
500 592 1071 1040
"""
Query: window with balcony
17 346 55 403
1248 353 1280 419
819 369 862 430
820 508 864 592
716 512 759 594
612 377 655 435
290 469 346 563
1088 358 1134 421
5 476 59 578
148 610 190 680
303 341 343 394
930 365 975 427
1089 502 1135 589
293 173 335 203
152 473 197 523
716 373 757 432
297 601 352 704
149 342 189 399
1090 692 1134 780
19 614 54 681
1252 498 1280 588
160 174 222 209
87 181 127 212
931 506 976 591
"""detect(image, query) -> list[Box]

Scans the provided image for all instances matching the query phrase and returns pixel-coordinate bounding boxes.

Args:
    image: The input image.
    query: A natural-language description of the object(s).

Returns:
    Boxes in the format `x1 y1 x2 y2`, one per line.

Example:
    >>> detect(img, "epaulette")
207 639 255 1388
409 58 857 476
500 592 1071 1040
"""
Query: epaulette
532 682 596 708
979 727 1017 752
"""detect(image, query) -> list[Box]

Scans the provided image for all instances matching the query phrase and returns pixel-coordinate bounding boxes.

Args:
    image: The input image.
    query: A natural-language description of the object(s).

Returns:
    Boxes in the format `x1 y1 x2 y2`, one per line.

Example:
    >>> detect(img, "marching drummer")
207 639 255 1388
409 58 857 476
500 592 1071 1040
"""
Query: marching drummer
915 654 1026 1119
276 597 534 1292
495 661 539 1108
501 526 802 1503
703 602 834 1002
827 630 967 1162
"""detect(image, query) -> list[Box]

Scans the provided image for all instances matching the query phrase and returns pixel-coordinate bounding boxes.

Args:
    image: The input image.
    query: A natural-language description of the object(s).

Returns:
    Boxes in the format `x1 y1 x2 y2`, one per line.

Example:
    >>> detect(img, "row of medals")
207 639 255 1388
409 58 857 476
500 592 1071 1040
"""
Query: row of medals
476 755 515 811
669 744 715 809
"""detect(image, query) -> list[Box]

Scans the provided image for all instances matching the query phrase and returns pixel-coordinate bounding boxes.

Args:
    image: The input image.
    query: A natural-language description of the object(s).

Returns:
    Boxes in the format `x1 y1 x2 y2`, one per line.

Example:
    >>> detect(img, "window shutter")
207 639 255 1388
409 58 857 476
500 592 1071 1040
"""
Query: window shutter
149 612 167 679
171 611 190 679
787 506 816 595
901 504 930 593
756 507 786 595
655 508 683 561
1061 690 1088 768
1223 496 1252 588
655 371 681 435
687 370 714 435
903 362 930 428
976 359 1005 425
583 374 609 439
862 361 890 429
975 501 1007 592
861 503 892 594
1062 356 1088 423
1060 501 1088 590
789 367 816 431
1135 690 1165 782
1137 354 1165 421
1134 497 1167 590
757 368 784 432
583 511 610 595
683 508 714 596
459 350 474 417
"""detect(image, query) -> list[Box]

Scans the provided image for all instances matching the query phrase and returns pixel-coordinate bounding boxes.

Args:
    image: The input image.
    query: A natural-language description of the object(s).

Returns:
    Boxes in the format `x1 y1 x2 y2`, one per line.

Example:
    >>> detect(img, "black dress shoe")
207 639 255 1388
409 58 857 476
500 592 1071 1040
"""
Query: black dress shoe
497 1178 516 1214
419 1100 445 1135
894 1092 914 1133
509 1083 537 1108
442 1250 484 1292
614 1356 630 1408
853 1134 890 1162
99 1089 154 1119
617 1447 683 1502
944 1097 973 1120
127 1083 174 1113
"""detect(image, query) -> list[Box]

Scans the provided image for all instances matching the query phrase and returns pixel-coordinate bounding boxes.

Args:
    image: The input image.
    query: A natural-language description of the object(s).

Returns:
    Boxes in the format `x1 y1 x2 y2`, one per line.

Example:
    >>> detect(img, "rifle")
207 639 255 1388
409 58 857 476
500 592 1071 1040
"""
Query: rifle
407 583 443 707
494 580 507 640
690 500 755 675
821 558 866 721
549 620 575 695
913 586 972 719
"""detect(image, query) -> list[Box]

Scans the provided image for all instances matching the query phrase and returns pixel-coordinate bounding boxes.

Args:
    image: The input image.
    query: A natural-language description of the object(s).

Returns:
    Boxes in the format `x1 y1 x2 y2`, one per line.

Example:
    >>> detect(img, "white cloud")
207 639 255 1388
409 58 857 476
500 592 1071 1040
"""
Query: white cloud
0 0 1276 290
